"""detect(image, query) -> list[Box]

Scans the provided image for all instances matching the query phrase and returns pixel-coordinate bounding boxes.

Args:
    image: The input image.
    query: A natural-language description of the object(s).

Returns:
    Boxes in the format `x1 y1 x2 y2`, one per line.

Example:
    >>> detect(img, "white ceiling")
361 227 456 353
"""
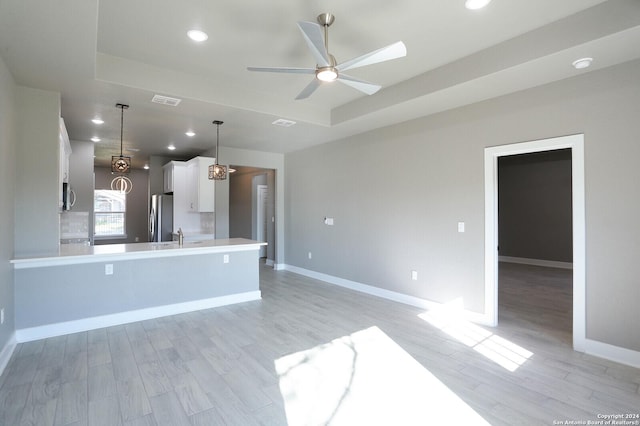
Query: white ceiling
1 0 639 168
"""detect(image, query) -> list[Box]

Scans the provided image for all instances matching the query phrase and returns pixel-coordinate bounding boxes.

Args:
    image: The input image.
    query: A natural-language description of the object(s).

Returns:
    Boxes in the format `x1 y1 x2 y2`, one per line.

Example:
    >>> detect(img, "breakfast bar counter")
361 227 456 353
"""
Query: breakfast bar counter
12 238 266 342
11 238 266 268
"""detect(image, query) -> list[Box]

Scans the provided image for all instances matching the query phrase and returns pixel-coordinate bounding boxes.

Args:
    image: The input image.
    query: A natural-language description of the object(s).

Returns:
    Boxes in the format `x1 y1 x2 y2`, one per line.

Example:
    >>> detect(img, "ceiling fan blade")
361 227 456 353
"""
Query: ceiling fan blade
247 66 316 74
337 74 381 95
336 41 407 72
295 78 322 100
297 21 331 67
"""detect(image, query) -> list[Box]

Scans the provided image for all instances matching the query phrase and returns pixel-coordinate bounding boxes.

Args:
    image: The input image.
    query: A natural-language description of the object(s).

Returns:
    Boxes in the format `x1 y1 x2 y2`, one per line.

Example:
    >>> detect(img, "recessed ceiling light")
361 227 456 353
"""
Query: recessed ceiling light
168 145 176 151
91 137 101 142
185 131 195 137
187 29 208 42
572 57 593 70
465 0 491 10
91 118 104 125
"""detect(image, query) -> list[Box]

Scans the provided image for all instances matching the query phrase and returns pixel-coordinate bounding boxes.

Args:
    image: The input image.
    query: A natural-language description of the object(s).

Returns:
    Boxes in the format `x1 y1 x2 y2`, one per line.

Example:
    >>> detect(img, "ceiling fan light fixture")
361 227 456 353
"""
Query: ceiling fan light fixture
316 67 338 82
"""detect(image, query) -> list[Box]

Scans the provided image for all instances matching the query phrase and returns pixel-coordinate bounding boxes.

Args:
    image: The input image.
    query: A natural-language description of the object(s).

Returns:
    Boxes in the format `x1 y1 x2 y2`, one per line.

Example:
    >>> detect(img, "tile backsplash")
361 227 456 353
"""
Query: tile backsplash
60 211 89 240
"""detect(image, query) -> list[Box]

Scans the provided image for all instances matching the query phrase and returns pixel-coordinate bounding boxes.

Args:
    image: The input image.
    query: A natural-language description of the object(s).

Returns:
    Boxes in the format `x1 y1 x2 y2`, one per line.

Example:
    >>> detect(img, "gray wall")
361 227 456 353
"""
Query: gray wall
0 54 17 355
229 170 254 239
15 250 259 330
285 59 640 352
94 167 150 244
15 86 60 256
498 149 572 262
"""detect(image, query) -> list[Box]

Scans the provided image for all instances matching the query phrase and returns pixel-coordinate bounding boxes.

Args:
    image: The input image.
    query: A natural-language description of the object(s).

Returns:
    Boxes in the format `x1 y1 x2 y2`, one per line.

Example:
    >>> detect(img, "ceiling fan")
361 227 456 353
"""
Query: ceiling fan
247 13 407 100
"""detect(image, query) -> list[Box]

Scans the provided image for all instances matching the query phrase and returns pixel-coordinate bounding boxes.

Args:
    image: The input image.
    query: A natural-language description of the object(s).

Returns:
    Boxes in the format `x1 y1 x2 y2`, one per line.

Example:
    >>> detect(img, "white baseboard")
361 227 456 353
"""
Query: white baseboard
585 338 640 369
15 291 261 343
283 264 491 325
283 265 640 369
0 332 17 377
499 256 573 270
273 263 286 271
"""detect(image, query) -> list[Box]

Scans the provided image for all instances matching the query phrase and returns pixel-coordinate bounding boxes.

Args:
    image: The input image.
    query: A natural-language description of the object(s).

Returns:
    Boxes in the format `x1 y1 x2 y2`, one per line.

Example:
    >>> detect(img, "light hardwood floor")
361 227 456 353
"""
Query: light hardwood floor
1 262 639 425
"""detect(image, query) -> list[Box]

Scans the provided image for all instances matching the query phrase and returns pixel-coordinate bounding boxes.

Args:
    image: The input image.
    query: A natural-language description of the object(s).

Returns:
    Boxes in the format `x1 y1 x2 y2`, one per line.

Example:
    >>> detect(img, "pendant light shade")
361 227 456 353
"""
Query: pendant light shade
208 120 227 180
111 103 131 174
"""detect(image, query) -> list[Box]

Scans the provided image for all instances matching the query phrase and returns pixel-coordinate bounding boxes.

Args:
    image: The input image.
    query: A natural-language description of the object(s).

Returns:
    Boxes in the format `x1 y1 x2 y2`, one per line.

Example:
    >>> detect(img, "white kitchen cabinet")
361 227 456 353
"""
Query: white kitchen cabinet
162 160 184 194
59 118 71 183
186 156 215 212
58 117 72 210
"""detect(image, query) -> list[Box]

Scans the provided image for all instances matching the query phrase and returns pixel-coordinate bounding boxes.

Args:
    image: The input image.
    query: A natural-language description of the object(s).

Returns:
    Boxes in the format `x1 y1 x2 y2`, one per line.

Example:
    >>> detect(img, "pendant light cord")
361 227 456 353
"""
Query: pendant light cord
213 120 223 165
120 105 124 157
116 103 129 158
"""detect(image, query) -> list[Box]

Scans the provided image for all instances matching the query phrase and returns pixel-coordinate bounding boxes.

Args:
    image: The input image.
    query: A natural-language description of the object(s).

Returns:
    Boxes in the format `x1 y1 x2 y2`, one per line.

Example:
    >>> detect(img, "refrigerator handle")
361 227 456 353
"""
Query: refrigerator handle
149 208 155 241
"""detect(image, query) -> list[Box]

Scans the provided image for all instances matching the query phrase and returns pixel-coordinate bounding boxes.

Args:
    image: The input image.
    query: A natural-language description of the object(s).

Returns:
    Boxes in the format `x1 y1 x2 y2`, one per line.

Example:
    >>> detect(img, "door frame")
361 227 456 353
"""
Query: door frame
256 184 268 258
484 134 585 352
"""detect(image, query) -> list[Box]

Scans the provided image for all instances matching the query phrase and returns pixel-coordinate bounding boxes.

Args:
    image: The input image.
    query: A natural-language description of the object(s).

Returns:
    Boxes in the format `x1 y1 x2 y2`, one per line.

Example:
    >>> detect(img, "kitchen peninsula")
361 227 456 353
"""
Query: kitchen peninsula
11 238 266 342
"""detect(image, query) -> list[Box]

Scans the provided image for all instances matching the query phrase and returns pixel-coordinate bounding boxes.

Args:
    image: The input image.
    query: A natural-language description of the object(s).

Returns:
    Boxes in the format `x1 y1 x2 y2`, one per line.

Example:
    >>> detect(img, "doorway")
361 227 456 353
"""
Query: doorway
229 167 276 264
484 134 586 352
497 149 573 342
256 184 268 258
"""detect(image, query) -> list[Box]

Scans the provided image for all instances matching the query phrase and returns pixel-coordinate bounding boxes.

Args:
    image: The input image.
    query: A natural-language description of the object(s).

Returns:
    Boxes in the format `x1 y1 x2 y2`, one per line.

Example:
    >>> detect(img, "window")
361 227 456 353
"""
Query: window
94 190 126 238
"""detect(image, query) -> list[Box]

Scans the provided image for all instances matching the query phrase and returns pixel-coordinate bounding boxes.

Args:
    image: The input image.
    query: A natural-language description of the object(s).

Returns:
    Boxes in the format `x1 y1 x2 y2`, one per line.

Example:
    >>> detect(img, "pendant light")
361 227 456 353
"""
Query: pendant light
208 120 227 180
111 175 133 193
111 103 131 174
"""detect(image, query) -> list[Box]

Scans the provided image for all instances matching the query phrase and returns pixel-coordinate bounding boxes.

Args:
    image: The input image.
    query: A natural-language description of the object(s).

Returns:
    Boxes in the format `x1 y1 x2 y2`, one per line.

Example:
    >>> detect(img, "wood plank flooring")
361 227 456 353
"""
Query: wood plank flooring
1 262 639 425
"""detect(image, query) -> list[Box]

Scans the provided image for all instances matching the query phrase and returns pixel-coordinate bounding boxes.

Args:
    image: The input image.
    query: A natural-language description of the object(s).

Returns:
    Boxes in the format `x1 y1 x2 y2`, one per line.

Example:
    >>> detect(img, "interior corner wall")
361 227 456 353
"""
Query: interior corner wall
498 149 573 263
284 59 640 352
15 86 60 256
0 53 17 356
94 167 149 244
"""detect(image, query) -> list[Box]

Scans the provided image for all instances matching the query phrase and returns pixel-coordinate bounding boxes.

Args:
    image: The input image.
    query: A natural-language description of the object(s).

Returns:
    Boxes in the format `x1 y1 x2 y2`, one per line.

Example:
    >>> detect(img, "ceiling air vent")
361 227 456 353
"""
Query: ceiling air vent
272 118 296 127
151 94 182 107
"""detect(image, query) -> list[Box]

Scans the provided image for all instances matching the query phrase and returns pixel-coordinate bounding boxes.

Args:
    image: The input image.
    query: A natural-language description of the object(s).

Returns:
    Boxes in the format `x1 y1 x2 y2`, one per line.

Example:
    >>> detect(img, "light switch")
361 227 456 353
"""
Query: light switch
458 222 465 233
411 270 418 281
105 264 113 275
223 254 229 264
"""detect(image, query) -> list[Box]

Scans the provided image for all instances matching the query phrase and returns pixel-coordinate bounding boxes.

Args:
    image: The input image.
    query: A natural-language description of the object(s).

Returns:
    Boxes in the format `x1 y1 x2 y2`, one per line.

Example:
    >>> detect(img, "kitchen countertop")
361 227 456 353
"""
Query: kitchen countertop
11 238 266 269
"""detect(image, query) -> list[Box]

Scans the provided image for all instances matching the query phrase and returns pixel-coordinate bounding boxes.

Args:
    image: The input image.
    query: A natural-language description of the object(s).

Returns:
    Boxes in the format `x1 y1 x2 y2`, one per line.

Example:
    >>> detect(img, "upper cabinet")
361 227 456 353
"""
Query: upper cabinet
186 156 215 212
162 160 184 194
59 118 71 184
58 118 72 210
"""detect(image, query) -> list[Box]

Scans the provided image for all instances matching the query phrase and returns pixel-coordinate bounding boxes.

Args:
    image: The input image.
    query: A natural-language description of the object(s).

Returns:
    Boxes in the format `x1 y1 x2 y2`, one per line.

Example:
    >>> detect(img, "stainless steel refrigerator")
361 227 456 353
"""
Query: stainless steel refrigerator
149 194 173 242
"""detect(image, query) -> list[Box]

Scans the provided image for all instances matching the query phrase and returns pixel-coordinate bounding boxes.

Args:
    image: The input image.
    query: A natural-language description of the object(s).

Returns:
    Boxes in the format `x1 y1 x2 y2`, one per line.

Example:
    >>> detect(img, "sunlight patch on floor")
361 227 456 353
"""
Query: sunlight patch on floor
274 326 489 425
419 306 533 372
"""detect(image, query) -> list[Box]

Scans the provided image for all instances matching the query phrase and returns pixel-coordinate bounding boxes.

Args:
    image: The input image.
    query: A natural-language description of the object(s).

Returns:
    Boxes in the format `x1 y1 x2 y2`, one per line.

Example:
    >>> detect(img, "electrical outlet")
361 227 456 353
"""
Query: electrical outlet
223 254 229 264
105 264 113 275
458 222 465 233
411 270 418 281
308 252 312 259
0 308 4 324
